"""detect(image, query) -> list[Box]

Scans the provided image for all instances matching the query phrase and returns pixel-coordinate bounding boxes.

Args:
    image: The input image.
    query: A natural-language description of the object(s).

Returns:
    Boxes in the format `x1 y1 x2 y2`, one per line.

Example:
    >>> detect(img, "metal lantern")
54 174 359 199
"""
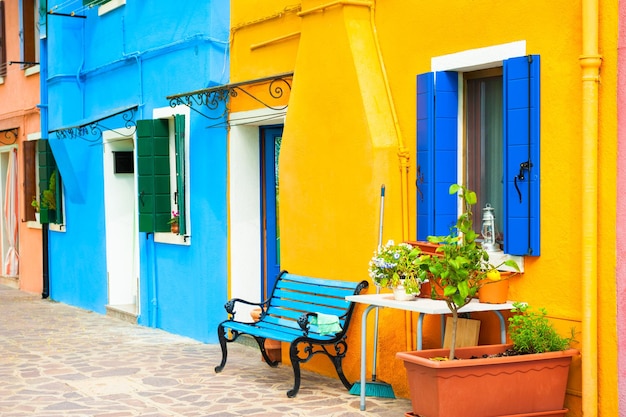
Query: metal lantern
481 203 499 252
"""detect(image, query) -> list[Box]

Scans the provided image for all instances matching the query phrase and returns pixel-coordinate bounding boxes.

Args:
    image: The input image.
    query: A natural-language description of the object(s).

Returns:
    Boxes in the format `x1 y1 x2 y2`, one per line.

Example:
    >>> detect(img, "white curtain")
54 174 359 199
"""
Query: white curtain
4 149 18 276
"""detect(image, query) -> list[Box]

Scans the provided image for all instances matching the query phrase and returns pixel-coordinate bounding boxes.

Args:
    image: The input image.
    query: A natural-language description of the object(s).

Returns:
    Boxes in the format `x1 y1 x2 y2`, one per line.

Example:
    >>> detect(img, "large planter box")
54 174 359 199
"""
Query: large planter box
396 344 579 417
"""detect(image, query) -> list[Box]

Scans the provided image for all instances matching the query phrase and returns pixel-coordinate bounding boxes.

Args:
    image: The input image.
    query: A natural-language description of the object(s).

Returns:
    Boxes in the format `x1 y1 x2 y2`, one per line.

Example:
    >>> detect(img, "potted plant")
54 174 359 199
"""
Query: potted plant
368 240 425 300
31 196 40 222
396 184 578 417
397 302 578 417
413 184 519 359
168 210 179 234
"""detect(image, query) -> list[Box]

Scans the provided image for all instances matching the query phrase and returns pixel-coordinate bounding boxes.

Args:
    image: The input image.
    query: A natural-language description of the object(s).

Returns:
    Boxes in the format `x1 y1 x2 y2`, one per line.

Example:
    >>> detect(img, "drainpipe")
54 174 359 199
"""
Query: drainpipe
367 1 413 351
367 2 411 243
580 0 601 415
40 32 50 299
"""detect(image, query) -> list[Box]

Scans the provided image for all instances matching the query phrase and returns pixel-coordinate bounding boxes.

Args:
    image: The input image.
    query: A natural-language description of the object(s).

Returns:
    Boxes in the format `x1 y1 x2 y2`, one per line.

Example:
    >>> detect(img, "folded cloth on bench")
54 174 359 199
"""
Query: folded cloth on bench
311 313 342 335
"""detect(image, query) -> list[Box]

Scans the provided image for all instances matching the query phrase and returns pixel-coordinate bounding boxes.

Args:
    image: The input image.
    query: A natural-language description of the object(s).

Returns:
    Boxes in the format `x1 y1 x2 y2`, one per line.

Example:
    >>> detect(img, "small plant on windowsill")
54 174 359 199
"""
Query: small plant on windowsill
31 196 40 213
168 210 179 234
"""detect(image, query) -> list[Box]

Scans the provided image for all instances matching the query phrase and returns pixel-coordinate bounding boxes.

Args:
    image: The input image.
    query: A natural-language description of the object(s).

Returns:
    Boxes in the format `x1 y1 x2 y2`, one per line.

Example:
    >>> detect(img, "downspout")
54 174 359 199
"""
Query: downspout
580 0 601 415
40 31 50 299
367 2 410 243
368 1 413 350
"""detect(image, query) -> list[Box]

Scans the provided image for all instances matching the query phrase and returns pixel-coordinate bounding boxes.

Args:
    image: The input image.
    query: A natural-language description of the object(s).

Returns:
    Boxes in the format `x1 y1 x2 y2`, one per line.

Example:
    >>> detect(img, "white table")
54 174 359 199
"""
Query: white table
346 293 515 411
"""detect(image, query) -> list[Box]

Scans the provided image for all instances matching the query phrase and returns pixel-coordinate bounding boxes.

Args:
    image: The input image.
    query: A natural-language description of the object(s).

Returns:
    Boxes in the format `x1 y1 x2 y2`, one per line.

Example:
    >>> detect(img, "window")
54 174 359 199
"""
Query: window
416 55 540 256
37 139 63 225
136 113 188 238
465 69 503 239
20 0 40 68
24 139 38 221
0 1 6 78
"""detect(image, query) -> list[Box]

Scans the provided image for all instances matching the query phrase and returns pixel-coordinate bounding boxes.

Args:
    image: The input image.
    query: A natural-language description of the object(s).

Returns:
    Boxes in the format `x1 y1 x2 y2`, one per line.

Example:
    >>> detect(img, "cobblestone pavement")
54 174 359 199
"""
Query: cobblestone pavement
0 285 411 417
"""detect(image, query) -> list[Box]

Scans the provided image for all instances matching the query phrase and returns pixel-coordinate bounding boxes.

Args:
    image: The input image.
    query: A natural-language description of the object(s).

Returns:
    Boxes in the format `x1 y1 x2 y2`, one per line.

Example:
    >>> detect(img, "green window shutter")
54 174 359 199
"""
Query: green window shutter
174 114 186 235
137 119 171 233
37 140 59 224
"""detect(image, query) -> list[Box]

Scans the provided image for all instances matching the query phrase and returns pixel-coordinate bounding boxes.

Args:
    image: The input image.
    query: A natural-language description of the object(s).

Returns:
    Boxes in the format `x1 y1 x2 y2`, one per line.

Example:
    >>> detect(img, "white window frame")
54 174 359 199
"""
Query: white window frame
430 41 526 272
152 105 191 246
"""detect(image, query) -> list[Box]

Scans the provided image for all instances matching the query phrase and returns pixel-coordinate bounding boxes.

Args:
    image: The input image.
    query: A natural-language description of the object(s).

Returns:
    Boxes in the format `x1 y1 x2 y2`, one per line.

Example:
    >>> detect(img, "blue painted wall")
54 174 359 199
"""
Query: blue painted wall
44 1 230 342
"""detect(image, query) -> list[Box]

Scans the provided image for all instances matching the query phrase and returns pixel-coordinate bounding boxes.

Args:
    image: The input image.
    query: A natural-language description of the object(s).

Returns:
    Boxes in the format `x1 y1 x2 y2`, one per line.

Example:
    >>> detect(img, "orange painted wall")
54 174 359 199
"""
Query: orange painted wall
230 1 619 414
0 1 43 294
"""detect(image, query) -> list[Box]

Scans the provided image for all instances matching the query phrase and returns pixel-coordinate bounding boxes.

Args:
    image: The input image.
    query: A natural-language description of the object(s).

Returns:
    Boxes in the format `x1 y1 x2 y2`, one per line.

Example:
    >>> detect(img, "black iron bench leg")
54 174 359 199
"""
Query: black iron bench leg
331 354 352 390
287 343 302 398
214 324 228 373
254 336 280 368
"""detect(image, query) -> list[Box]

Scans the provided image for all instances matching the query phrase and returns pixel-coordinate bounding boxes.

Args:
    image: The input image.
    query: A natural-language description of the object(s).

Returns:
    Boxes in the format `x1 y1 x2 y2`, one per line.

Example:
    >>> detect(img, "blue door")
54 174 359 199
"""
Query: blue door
260 126 282 298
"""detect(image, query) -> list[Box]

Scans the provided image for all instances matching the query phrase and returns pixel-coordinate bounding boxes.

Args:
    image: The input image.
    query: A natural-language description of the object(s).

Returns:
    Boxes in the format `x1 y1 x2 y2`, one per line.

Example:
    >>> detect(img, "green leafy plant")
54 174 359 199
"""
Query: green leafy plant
368 240 425 293
41 171 57 210
167 210 179 225
31 196 40 213
508 302 575 354
414 184 519 359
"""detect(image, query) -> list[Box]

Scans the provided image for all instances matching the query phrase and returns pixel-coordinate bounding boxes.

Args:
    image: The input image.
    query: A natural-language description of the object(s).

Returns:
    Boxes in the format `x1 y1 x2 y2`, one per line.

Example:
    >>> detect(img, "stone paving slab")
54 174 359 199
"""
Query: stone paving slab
0 286 411 416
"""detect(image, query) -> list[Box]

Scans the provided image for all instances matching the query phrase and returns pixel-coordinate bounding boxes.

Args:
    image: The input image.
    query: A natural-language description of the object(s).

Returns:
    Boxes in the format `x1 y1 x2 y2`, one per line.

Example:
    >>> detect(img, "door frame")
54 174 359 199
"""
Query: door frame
228 108 286 321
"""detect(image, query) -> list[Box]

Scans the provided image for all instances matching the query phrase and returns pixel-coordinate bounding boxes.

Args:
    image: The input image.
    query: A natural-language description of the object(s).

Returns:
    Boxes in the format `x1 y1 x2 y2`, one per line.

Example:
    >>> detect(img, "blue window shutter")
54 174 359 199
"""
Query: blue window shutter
503 55 540 256
416 71 458 240
174 114 186 235
416 72 434 240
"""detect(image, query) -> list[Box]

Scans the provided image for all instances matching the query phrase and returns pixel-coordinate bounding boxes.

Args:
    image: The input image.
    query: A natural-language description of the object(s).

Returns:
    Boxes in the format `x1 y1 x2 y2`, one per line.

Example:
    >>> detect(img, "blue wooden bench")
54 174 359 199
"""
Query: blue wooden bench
215 271 369 397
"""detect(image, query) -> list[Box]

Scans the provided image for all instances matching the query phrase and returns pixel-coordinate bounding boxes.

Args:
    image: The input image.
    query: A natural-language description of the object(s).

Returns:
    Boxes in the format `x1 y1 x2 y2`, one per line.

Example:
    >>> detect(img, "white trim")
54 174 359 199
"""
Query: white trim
229 107 286 320
25 65 40 77
98 0 125 15
27 132 42 141
431 40 526 72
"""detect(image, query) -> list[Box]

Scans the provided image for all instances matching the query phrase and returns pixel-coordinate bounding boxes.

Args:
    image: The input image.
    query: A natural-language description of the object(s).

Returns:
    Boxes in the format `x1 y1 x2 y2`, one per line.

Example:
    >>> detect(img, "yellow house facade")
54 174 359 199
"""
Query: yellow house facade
228 1 618 416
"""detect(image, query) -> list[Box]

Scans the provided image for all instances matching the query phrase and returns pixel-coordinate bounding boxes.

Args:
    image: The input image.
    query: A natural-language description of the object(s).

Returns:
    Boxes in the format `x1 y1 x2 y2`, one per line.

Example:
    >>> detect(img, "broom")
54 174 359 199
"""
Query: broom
349 185 395 399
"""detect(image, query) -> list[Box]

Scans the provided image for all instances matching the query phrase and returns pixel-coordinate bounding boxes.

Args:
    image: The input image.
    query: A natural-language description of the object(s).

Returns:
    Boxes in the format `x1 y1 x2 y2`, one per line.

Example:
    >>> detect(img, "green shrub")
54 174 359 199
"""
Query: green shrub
508 302 575 354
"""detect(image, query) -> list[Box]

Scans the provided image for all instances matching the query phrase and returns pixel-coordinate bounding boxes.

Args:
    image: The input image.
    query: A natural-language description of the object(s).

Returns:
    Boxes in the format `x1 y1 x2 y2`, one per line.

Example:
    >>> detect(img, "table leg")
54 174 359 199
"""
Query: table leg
493 310 507 343
359 305 378 411
416 313 426 350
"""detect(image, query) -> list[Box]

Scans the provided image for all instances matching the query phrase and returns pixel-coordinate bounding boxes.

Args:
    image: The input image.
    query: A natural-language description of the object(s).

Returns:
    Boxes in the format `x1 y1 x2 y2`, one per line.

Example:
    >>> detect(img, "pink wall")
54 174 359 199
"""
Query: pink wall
0 1 43 294
617 1 626 413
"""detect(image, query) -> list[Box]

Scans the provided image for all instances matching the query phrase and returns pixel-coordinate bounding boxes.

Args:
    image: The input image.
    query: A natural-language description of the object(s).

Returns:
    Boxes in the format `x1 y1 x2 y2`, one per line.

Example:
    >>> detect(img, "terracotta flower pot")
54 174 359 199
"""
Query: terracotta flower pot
396 344 578 417
478 278 509 303
478 271 512 304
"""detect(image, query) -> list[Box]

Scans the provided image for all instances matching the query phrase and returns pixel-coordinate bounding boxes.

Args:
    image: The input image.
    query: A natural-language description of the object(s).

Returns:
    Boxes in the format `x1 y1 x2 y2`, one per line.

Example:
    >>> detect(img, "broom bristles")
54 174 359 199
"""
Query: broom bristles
349 380 396 398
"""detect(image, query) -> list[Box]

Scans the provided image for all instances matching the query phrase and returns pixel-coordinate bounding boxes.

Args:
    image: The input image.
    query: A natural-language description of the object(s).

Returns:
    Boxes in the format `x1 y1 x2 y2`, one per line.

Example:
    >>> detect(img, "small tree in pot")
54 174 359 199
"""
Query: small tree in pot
414 184 519 359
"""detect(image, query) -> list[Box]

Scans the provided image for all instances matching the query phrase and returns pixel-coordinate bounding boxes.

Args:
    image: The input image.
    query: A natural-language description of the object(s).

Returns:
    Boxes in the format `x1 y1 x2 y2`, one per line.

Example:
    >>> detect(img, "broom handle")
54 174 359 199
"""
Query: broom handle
372 185 385 381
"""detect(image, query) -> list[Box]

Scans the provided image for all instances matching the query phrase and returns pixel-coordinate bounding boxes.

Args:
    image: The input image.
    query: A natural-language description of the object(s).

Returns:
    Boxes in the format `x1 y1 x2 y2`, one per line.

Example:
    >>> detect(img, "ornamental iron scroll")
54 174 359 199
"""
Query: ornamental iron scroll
0 128 18 145
53 108 137 142
167 72 293 122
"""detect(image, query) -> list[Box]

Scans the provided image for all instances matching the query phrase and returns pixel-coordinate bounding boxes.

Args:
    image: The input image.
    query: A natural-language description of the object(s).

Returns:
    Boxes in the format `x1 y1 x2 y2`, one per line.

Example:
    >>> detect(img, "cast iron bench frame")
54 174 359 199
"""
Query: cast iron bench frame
215 270 369 397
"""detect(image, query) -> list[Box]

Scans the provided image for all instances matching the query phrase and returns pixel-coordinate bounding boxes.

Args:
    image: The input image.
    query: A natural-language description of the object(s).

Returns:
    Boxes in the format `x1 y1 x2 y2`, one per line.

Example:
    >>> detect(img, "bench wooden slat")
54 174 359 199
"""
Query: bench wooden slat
269 298 349 318
265 305 347 322
280 273 359 290
277 279 358 299
272 288 352 309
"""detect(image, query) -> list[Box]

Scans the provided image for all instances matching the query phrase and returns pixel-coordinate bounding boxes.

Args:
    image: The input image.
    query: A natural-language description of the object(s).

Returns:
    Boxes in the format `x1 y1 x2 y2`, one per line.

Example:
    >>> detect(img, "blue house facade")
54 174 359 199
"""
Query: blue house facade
42 0 229 342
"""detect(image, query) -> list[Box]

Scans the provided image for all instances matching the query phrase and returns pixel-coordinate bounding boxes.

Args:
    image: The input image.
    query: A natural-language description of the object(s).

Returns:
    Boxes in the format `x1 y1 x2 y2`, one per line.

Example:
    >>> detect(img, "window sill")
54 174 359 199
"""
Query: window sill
98 0 125 15
155 232 190 246
27 220 41 229
489 250 524 273
49 223 66 232
25 65 40 77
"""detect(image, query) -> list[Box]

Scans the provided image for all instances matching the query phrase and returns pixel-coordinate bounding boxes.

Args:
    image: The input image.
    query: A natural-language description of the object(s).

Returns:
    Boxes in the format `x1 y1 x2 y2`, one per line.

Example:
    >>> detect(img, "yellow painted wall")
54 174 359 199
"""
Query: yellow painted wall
230 1 619 414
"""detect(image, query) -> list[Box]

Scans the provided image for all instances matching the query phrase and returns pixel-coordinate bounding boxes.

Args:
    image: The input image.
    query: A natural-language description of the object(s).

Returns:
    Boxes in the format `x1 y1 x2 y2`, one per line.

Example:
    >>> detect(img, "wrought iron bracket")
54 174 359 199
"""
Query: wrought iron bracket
166 72 293 122
0 128 18 145
52 107 137 142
